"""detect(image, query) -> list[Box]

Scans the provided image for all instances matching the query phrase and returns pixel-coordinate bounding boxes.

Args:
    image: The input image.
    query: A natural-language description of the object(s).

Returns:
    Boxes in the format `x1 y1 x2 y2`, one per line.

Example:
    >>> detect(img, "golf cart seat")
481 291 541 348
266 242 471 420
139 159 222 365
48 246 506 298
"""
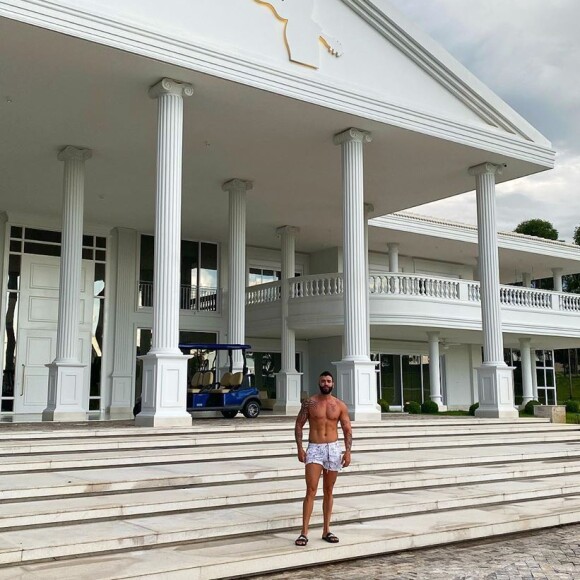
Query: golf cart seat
189 371 204 395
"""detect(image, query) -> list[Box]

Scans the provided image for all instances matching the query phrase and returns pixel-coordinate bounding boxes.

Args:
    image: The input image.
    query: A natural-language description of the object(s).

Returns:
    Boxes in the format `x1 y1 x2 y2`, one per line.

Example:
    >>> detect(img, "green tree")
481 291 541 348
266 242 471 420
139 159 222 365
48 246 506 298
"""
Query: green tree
514 219 559 240
564 225 580 294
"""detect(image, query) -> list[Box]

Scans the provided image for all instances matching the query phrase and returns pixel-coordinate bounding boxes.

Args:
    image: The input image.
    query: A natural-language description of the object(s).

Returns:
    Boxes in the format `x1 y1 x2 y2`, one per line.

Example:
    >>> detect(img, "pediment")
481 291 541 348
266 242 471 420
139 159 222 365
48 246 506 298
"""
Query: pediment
3 0 551 151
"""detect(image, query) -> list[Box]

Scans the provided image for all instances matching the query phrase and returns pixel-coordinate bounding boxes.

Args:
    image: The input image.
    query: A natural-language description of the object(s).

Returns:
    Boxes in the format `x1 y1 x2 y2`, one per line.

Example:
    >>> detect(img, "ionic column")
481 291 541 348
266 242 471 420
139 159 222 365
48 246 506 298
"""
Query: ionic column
332 128 380 421
388 243 399 273
364 204 374 355
136 78 193 428
43 146 91 422
522 272 532 288
519 337 534 406
427 332 445 409
470 162 517 419
274 226 302 415
552 268 563 292
223 178 252 372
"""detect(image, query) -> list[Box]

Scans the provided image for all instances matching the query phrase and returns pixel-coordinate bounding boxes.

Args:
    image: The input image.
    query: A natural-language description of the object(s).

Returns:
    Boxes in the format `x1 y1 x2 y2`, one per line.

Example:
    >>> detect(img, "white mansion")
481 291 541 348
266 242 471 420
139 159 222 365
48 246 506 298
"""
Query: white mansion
1 0 577 425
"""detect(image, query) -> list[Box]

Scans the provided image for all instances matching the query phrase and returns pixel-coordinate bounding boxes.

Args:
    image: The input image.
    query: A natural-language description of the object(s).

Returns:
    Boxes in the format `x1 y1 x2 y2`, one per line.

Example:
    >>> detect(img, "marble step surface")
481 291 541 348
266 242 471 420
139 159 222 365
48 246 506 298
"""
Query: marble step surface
2 441 580 501
1 473 580 566
3 431 580 473
5 494 579 580
2 459 580 530
0 417 552 441
1 422 574 455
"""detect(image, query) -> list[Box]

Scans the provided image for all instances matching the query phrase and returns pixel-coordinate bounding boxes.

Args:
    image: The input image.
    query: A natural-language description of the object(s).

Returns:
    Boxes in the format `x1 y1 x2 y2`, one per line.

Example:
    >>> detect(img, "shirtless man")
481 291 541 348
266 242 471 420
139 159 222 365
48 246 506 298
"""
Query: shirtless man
294 371 352 546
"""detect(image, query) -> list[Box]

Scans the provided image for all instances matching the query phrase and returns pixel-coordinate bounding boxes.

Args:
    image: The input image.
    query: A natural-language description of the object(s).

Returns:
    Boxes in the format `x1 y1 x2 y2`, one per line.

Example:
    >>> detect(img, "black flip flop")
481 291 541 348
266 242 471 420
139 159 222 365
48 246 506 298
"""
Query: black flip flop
295 534 308 546
322 532 339 543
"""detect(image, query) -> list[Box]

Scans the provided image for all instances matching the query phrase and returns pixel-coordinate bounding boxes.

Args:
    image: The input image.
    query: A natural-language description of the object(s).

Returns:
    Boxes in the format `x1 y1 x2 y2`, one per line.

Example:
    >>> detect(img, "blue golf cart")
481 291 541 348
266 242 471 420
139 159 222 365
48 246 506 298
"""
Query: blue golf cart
179 343 261 419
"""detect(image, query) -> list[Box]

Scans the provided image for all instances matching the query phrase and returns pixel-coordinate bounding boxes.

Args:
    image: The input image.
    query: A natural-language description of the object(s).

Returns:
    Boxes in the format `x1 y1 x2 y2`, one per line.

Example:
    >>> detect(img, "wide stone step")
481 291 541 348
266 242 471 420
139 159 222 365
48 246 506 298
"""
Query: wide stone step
2 460 580 531
0 423 575 456
1 474 579 566
3 431 580 473
0 417 552 442
2 442 580 501
8 494 579 580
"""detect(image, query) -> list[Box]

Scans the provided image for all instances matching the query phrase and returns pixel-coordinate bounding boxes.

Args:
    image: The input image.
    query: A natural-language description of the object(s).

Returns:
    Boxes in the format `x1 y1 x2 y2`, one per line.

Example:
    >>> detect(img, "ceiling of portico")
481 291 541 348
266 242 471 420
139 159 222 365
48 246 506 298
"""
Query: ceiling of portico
0 18 552 253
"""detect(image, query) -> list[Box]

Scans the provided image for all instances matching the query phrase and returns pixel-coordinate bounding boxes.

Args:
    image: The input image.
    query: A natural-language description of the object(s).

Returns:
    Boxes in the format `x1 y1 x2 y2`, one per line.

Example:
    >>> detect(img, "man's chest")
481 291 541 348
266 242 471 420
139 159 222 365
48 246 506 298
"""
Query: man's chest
310 400 341 421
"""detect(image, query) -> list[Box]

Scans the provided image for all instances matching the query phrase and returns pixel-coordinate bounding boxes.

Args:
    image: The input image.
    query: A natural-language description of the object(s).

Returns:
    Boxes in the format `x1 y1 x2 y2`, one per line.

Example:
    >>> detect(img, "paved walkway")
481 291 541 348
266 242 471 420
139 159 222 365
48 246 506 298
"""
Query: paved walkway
256 524 580 579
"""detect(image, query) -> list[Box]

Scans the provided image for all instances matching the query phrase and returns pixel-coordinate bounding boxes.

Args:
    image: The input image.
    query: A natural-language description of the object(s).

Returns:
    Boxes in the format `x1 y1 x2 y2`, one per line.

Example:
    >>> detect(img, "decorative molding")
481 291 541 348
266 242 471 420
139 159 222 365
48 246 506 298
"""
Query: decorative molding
333 127 373 146
255 0 343 69
276 225 300 237
57 146 92 162
148 78 194 100
0 1 555 167
468 162 504 177
222 179 254 194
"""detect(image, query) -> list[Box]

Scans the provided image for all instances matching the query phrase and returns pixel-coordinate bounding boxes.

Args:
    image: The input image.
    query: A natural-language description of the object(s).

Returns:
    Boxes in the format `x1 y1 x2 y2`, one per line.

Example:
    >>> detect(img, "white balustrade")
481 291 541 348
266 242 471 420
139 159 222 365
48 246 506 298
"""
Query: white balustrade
246 281 282 305
242 273 580 317
560 293 580 312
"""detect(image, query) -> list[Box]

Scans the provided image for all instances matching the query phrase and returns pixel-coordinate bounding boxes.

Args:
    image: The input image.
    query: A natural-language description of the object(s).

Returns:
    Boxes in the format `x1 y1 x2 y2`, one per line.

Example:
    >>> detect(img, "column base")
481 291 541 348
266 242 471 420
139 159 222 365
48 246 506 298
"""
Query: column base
135 353 192 428
474 364 519 419
42 361 87 422
108 375 133 417
273 371 303 416
333 359 381 422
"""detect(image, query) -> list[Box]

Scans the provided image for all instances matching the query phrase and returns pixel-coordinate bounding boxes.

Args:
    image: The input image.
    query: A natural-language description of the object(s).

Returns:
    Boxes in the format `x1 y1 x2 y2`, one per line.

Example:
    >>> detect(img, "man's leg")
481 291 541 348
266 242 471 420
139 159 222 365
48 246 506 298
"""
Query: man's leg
301 463 323 537
322 469 338 537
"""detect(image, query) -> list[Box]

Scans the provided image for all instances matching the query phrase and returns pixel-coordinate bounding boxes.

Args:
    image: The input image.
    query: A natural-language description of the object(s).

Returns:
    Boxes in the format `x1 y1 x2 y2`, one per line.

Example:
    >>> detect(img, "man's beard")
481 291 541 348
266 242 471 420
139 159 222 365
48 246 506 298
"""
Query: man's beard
319 386 333 395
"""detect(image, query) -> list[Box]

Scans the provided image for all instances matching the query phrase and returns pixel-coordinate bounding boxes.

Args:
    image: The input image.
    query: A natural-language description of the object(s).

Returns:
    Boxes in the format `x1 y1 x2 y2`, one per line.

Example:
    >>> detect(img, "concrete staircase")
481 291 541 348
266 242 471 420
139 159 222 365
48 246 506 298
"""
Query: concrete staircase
1 417 580 579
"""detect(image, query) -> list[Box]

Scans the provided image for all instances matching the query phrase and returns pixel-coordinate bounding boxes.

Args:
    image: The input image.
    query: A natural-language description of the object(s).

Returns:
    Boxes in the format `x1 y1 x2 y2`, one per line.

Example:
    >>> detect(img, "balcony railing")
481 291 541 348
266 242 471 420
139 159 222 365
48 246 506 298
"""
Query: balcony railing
245 272 580 314
138 282 218 312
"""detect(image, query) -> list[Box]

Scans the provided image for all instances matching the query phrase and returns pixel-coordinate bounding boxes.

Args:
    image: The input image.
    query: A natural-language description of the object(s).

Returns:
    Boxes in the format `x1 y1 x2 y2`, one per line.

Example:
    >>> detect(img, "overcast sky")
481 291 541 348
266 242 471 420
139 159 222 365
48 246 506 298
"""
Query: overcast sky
386 0 580 242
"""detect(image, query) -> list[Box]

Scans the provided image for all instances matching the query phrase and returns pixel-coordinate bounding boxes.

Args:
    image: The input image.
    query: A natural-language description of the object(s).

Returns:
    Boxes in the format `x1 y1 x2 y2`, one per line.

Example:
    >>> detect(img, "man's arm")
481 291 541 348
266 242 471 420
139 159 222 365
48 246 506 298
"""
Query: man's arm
339 403 352 467
295 399 311 463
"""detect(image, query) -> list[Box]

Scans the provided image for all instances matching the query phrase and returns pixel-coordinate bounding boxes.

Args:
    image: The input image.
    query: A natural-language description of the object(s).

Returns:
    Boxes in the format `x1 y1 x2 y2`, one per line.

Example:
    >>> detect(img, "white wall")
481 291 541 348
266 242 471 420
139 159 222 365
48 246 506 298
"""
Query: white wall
309 247 342 275
308 336 343 396
443 344 477 409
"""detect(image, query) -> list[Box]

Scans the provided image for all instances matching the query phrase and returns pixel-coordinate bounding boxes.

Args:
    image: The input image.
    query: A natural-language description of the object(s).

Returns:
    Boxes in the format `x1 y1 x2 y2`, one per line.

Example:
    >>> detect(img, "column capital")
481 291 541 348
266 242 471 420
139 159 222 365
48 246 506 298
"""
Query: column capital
387 242 399 250
222 179 253 194
276 225 300 238
427 331 440 341
552 267 564 275
58 146 92 163
149 78 194 100
468 162 504 177
518 336 532 346
333 127 372 146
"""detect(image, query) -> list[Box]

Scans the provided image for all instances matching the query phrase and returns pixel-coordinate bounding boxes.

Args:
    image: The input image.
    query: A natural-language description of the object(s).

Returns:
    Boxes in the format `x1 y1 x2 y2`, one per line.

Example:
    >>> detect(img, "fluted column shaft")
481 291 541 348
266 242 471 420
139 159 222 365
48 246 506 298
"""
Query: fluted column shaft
334 128 372 361
472 163 505 365
278 226 299 372
223 179 252 370
519 337 534 404
427 332 443 405
388 243 399 273
149 79 193 354
56 147 91 362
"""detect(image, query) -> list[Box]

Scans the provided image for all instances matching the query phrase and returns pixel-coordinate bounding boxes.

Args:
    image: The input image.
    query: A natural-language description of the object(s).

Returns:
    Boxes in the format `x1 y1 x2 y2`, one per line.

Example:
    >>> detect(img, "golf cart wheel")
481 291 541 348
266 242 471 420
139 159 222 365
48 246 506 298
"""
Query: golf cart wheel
221 410 238 419
242 400 261 419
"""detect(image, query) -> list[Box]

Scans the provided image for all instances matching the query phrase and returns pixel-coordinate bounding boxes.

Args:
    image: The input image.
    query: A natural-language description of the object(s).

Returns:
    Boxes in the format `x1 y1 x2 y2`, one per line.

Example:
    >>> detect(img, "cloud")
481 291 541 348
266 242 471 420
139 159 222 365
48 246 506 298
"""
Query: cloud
387 0 580 241
411 150 580 241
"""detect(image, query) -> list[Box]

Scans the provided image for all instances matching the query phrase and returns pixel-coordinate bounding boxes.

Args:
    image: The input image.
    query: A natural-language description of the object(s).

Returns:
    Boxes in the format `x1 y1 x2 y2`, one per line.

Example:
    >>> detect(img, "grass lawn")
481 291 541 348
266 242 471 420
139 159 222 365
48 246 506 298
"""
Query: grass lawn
556 372 580 402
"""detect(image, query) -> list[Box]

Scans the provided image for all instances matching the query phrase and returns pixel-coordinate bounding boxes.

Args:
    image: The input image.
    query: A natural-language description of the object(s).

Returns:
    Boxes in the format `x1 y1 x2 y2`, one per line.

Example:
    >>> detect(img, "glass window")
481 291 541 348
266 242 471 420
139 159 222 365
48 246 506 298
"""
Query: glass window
7 255 20 291
2 292 18 401
25 228 61 244
83 235 94 247
23 242 60 257
10 226 22 238
96 237 107 249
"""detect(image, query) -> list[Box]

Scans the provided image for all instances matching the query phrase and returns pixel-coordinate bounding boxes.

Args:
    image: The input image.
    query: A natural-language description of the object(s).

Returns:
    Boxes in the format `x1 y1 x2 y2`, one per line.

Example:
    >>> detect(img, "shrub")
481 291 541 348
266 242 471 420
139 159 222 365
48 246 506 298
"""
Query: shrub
379 399 390 413
566 399 580 413
524 400 541 415
421 400 439 414
468 402 479 416
404 401 421 414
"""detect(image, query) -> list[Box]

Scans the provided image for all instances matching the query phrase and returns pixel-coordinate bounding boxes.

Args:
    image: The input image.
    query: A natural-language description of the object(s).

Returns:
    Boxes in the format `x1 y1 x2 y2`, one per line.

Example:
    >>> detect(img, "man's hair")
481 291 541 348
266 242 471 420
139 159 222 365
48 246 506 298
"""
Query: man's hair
319 371 334 381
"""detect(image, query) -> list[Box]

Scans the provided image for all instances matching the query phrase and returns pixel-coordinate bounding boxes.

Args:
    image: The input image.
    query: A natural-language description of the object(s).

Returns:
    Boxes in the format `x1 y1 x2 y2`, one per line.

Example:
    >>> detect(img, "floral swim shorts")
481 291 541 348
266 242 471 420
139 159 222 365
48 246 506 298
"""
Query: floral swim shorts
305 441 343 472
